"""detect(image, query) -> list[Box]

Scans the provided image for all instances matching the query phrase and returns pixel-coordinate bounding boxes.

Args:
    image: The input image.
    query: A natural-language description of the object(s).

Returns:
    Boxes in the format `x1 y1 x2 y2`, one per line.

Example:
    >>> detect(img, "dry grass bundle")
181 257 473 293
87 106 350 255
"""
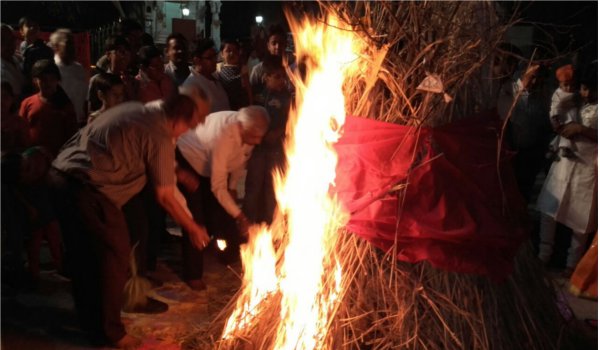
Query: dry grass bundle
123 242 152 312
186 2 579 349
192 233 572 350
326 1 517 126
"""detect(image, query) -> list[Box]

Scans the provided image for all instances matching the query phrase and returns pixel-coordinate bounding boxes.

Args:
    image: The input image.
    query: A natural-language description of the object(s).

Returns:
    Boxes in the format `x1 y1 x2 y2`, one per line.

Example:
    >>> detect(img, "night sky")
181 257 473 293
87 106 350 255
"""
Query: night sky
0 1 596 59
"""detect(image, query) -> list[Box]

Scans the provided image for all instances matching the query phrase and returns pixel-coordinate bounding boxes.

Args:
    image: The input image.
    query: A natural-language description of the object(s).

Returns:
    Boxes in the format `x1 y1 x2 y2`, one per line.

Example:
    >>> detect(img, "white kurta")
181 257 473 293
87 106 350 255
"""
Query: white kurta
537 103 598 233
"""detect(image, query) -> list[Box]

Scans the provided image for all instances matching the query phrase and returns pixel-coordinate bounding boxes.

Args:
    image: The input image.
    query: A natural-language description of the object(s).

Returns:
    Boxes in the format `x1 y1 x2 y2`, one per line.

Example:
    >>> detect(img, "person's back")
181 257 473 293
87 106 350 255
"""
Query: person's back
54 100 171 208
177 111 239 175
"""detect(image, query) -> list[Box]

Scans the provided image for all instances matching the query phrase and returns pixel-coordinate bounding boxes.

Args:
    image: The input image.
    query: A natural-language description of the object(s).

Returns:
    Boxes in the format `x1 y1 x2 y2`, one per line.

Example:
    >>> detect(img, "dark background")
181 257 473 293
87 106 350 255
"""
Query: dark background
0 1 596 62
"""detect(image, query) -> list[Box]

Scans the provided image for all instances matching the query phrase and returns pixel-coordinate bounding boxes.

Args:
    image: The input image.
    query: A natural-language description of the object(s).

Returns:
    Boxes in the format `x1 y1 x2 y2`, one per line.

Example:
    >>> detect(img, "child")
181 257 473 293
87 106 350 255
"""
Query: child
87 72 125 123
19 59 78 157
217 39 252 110
135 45 174 103
243 54 291 224
1 82 29 154
549 64 578 159
250 24 289 104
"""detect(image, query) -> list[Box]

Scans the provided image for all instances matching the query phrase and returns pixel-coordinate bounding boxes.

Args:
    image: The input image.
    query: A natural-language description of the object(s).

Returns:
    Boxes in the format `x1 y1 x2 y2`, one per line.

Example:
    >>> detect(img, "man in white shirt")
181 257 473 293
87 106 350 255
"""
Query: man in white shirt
175 106 269 290
50 28 88 127
183 38 230 113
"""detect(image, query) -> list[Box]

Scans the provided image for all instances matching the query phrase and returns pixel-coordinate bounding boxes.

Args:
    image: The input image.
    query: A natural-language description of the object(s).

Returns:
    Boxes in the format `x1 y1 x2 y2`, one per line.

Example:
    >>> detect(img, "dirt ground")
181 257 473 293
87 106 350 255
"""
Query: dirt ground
1 231 597 350
1 237 242 350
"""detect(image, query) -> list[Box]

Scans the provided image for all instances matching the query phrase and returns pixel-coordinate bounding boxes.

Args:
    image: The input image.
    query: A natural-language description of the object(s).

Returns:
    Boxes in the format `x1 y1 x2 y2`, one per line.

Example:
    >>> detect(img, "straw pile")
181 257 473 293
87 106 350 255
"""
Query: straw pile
189 2 578 349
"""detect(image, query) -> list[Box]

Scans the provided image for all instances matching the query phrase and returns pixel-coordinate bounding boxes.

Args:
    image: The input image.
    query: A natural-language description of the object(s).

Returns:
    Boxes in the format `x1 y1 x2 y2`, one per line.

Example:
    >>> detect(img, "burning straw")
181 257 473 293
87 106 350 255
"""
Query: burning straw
190 2 577 349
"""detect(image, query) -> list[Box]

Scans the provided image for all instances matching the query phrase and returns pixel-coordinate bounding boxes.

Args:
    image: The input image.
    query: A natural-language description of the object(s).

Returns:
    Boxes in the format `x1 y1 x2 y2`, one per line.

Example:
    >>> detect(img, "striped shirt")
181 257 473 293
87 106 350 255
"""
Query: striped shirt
53 101 176 208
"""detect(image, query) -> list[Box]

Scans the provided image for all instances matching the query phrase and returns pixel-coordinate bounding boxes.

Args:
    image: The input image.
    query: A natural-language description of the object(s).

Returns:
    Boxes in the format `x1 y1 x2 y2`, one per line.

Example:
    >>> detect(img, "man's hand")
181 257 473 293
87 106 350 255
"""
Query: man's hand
235 213 251 238
188 224 211 250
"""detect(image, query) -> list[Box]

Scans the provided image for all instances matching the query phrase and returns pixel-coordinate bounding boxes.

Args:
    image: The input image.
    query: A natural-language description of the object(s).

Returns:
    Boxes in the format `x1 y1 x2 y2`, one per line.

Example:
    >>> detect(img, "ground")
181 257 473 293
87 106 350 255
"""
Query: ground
1 233 242 350
1 209 597 350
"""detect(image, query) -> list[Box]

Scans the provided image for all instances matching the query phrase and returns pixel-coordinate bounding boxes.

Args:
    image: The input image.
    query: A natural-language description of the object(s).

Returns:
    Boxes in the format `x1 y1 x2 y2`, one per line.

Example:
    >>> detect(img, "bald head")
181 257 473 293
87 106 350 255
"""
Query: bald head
237 106 270 145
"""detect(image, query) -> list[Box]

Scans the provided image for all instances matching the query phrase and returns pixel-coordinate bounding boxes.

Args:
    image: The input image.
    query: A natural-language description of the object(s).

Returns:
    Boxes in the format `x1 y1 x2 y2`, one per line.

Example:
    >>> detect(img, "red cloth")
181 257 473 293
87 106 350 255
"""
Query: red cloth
333 115 528 280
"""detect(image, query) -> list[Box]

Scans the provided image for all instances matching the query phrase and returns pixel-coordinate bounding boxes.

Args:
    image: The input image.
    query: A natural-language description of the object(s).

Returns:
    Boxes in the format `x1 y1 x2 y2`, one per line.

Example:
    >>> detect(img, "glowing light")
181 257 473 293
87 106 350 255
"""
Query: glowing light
216 239 228 251
182 7 190 17
255 15 264 25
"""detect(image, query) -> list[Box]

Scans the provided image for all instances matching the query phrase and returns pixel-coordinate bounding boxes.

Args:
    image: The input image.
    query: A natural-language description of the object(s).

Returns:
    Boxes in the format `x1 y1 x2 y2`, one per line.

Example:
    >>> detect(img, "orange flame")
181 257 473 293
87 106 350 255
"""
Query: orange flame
222 11 368 349
222 225 278 335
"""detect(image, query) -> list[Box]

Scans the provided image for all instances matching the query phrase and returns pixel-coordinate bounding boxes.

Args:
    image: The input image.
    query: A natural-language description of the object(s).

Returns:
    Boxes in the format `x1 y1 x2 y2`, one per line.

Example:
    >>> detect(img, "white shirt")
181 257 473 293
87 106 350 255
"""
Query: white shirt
550 87 577 124
55 55 88 124
183 69 230 113
1 56 25 96
537 102 598 233
177 111 253 218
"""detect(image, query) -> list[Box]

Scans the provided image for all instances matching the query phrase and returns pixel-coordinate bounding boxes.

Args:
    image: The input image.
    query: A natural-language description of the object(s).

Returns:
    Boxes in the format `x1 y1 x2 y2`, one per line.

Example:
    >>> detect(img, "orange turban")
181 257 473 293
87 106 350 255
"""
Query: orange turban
555 64 574 82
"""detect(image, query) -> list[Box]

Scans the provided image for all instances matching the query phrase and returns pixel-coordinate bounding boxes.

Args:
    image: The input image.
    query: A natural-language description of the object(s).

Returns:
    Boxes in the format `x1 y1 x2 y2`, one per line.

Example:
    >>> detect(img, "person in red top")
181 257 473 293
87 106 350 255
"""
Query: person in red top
135 45 174 103
19 59 78 157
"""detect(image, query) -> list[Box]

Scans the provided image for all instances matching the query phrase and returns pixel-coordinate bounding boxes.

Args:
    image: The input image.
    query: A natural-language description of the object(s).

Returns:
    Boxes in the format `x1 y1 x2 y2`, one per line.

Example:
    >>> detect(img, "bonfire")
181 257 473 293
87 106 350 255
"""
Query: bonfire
191 2 578 349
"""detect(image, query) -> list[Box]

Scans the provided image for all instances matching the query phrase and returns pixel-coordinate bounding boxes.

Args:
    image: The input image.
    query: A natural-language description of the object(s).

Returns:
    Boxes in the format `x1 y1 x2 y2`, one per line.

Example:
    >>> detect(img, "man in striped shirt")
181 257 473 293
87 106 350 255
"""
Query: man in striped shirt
51 91 210 349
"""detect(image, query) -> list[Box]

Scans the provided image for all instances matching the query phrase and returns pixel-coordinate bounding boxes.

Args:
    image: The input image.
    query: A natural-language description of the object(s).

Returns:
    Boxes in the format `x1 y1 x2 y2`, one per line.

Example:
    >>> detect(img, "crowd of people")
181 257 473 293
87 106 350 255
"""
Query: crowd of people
1 17 292 349
0 14 596 350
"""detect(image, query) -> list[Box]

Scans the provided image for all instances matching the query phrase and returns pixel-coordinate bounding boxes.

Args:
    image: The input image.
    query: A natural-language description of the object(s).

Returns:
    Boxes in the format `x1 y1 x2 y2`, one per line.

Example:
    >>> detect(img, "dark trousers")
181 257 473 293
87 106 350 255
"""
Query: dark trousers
175 149 240 281
49 169 130 344
243 145 285 224
121 183 164 275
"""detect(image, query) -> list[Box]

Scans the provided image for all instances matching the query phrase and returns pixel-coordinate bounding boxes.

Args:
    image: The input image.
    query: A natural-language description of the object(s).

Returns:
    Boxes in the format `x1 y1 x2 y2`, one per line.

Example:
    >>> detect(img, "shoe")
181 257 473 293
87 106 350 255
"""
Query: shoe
123 297 168 314
185 279 207 291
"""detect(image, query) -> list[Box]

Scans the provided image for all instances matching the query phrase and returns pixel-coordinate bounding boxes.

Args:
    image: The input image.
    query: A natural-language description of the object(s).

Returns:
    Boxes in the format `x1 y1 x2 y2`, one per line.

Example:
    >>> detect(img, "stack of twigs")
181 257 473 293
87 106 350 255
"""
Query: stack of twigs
188 2 577 349
333 1 518 126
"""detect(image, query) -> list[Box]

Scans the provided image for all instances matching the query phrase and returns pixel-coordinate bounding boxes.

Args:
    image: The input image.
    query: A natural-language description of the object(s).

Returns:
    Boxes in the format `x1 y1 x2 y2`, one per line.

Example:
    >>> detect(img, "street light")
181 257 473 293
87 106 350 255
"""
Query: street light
255 15 263 25
182 7 190 17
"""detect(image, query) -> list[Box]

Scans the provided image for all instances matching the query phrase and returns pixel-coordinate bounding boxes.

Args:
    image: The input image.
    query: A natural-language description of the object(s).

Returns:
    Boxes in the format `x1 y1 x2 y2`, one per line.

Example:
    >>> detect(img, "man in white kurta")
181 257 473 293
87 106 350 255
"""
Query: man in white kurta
537 84 597 271
175 106 269 289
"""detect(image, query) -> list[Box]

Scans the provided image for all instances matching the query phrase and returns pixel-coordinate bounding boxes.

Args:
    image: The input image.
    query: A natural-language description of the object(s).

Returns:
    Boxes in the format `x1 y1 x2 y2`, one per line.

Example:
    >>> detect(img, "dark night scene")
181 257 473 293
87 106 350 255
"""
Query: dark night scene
0 1 597 349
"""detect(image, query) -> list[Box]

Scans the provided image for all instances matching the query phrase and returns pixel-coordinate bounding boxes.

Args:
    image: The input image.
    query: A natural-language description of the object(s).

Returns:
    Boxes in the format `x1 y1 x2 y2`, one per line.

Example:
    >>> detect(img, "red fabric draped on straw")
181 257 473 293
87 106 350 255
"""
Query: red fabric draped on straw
333 115 528 281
